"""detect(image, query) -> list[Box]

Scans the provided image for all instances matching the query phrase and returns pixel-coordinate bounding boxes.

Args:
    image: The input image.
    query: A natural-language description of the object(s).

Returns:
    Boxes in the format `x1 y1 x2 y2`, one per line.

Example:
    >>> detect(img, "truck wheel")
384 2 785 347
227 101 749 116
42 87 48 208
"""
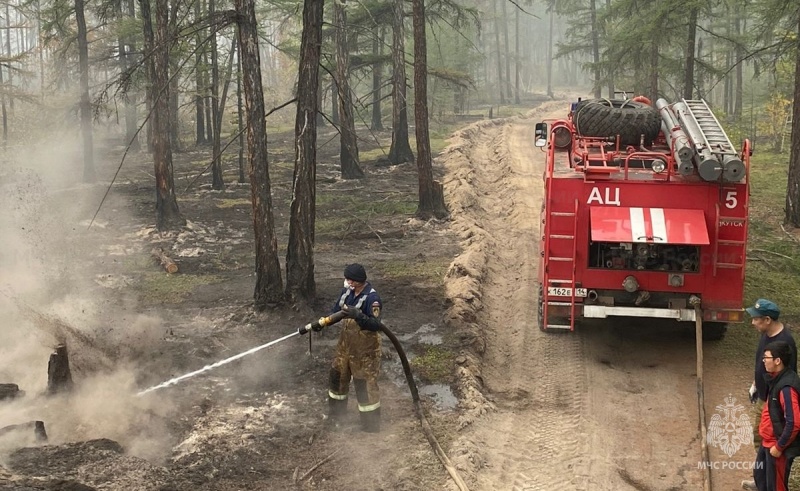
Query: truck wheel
702 322 727 341
573 99 661 145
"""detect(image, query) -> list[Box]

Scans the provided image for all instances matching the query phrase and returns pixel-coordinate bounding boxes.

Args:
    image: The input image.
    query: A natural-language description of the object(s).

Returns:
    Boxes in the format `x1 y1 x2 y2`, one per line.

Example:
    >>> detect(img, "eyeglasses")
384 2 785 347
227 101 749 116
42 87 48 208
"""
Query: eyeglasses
763 356 775 361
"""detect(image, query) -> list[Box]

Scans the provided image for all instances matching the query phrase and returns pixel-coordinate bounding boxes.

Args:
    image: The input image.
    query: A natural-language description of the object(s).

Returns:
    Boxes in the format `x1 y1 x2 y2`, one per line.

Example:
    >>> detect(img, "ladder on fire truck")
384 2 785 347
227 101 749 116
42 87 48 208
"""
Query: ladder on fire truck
682 99 735 153
683 99 748 278
541 197 580 332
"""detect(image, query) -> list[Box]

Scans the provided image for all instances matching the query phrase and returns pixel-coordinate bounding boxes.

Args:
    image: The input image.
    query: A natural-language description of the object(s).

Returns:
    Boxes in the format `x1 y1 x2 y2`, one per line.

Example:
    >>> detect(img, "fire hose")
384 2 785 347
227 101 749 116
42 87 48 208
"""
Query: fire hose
138 311 469 490
299 311 470 491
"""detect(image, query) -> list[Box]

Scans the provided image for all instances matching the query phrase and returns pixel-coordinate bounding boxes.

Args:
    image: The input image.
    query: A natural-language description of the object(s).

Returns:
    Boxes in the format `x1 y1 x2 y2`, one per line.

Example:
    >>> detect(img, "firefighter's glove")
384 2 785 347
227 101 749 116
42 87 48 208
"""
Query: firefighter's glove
342 305 366 322
749 382 758 404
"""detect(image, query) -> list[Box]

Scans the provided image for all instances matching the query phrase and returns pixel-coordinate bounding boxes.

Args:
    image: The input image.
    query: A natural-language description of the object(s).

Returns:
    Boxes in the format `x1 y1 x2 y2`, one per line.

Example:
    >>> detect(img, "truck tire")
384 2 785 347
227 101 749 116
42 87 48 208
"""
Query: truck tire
573 99 661 145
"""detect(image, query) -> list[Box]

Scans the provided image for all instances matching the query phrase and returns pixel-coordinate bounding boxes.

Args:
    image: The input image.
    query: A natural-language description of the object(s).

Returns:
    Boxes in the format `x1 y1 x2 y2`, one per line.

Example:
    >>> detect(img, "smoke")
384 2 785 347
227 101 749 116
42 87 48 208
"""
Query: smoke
0 131 176 462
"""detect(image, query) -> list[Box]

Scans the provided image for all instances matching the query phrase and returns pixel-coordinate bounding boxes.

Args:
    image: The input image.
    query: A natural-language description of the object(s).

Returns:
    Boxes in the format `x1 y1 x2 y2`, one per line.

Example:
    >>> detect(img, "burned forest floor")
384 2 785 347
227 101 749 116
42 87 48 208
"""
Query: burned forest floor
0 101 545 491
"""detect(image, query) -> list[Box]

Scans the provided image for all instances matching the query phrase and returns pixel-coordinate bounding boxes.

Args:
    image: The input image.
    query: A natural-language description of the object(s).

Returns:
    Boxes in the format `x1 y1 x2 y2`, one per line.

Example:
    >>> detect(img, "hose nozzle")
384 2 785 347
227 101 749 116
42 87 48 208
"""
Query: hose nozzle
298 310 348 335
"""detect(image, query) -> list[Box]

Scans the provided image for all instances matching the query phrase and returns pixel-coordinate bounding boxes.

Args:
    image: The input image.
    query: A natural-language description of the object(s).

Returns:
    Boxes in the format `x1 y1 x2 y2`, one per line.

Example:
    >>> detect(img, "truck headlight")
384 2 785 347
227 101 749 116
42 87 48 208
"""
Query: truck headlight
651 159 666 173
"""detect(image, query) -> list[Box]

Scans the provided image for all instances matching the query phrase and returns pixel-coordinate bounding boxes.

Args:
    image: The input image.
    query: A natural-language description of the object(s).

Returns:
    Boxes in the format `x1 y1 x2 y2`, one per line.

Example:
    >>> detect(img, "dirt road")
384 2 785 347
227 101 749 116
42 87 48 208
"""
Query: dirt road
441 102 754 490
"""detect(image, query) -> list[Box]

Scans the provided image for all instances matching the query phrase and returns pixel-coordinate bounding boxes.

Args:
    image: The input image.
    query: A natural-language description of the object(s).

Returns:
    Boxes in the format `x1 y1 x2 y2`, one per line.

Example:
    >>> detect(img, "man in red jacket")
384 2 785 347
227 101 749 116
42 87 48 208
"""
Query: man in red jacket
753 340 800 491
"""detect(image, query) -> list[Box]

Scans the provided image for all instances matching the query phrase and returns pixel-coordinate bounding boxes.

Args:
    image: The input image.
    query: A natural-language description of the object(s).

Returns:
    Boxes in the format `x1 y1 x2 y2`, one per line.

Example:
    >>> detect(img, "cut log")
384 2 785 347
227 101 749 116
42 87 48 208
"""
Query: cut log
151 247 178 274
0 383 22 401
47 344 74 394
0 420 47 442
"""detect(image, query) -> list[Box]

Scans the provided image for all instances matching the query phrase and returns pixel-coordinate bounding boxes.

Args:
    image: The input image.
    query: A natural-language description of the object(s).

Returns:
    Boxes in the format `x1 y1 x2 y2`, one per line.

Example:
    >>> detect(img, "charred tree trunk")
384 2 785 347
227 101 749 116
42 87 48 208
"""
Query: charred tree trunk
733 9 744 121
169 0 181 152
122 0 140 152
316 72 326 126
237 48 245 183
546 1 554 98
334 0 363 179
194 0 206 145
412 0 447 219
0 62 6 146
236 0 285 308
514 8 520 104
143 0 184 230
371 29 384 131
589 0 601 98
649 40 659 102
330 82 339 125
210 0 224 189
76 0 95 182
5 4 13 111
286 0 323 302
492 0 504 103
784 15 800 227
501 0 512 102
47 345 73 394
388 0 414 164
683 7 697 100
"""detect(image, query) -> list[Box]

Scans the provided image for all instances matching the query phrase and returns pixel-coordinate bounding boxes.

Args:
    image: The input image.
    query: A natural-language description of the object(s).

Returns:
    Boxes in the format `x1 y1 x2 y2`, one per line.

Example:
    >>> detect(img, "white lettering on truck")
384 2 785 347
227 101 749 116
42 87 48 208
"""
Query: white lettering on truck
587 187 620 206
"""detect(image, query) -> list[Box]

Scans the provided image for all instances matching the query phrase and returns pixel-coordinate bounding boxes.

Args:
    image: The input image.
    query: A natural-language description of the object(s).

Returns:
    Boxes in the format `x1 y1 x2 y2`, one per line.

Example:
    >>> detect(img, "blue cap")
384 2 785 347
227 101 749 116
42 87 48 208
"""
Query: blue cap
746 299 780 320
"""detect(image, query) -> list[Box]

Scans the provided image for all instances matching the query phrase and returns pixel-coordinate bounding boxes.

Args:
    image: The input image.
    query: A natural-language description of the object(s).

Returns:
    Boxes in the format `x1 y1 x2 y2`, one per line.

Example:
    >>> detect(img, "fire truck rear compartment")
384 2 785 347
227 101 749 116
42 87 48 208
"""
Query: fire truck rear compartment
588 242 700 272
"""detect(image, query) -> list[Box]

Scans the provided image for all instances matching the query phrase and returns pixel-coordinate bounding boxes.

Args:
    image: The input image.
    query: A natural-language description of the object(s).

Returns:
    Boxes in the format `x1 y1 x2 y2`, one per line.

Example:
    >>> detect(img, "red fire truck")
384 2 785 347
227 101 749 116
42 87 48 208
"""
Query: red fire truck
535 96 751 339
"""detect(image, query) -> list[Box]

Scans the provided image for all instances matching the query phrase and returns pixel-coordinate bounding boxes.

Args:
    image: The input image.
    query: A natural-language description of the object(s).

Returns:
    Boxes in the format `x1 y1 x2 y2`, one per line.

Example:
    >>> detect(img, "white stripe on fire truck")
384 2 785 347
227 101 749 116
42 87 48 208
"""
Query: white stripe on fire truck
630 207 646 242
649 208 667 243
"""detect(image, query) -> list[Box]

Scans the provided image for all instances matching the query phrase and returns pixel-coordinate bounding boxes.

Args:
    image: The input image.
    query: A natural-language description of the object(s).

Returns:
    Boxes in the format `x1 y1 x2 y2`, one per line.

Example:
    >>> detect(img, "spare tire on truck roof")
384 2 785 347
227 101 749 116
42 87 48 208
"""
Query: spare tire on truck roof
573 98 662 146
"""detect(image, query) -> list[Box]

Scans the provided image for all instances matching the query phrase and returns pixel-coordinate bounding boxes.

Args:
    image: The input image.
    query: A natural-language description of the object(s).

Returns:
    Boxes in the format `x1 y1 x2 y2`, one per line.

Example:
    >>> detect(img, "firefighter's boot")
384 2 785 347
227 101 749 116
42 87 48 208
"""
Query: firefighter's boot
360 407 381 433
327 397 348 427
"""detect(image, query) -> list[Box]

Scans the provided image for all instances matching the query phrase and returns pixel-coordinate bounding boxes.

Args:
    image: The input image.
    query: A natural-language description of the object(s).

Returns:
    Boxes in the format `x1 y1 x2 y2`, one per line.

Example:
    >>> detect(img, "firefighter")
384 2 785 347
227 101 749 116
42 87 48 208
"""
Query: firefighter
326 263 384 432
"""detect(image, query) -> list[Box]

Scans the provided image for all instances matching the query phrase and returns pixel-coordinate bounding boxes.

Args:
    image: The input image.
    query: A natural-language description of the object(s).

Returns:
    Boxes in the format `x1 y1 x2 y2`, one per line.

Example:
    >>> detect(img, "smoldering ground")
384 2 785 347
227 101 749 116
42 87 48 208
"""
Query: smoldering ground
0 135 179 464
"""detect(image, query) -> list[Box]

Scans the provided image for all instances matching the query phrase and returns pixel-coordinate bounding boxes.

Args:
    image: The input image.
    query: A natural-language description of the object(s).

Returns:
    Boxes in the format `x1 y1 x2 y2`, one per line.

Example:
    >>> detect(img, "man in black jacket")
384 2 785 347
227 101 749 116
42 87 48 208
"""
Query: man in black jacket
752 341 800 491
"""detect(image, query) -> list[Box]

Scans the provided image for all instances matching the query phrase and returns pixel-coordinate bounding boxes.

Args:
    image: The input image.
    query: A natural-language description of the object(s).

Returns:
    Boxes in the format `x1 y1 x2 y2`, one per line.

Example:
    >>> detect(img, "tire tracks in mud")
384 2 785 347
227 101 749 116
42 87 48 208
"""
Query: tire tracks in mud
441 102 591 490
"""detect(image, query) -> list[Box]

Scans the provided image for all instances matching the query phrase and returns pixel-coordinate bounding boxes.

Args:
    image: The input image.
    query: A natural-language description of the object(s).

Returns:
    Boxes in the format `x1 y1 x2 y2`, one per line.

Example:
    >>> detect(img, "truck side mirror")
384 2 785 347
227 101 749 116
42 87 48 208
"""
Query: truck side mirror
535 122 548 148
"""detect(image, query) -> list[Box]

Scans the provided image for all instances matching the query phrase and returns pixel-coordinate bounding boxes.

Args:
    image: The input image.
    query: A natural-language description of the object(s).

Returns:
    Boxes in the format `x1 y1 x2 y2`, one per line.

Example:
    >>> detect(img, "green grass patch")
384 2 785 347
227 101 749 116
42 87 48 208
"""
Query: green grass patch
215 198 251 209
376 258 450 283
360 147 390 161
137 272 223 304
743 151 800 317
410 345 454 383
318 195 416 217
315 216 354 237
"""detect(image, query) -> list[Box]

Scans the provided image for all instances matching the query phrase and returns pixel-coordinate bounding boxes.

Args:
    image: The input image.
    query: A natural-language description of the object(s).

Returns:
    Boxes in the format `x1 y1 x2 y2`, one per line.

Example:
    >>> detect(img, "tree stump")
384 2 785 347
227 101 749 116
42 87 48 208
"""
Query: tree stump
0 383 21 401
152 247 178 273
0 420 47 442
47 344 74 394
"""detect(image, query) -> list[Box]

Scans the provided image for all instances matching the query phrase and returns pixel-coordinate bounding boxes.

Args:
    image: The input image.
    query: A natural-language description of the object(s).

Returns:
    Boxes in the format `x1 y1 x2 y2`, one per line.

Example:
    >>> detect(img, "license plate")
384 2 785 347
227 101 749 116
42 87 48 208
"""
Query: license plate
548 287 587 297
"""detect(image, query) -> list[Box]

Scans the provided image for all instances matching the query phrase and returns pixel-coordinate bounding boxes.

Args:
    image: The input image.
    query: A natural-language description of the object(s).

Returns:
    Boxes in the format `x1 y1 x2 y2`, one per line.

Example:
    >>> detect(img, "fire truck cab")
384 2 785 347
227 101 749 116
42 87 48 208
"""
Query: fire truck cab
536 97 751 339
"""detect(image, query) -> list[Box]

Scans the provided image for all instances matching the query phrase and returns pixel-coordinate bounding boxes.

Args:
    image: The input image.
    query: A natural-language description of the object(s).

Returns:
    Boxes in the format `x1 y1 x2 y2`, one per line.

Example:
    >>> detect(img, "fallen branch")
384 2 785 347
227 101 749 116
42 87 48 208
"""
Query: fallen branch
748 257 775 269
152 248 179 274
780 223 800 246
749 248 792 260
298 449 339 482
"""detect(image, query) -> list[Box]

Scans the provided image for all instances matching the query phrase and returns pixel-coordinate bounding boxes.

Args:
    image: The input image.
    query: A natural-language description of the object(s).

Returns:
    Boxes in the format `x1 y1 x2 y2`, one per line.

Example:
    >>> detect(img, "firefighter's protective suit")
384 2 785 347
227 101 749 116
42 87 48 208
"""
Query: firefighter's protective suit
328 279 383 433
